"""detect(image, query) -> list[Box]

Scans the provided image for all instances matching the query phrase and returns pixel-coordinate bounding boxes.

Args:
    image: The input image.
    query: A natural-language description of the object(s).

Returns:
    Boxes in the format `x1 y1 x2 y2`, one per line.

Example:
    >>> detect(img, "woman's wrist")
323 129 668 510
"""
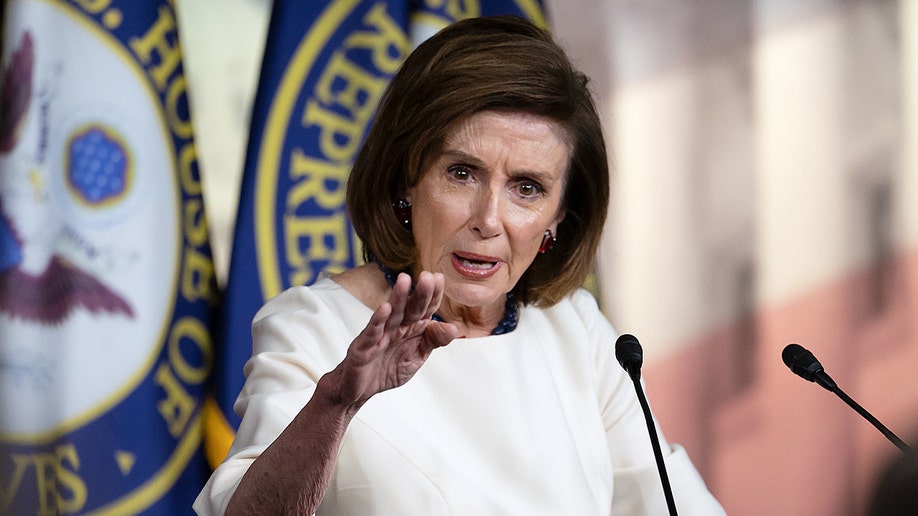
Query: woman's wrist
315 367 366 418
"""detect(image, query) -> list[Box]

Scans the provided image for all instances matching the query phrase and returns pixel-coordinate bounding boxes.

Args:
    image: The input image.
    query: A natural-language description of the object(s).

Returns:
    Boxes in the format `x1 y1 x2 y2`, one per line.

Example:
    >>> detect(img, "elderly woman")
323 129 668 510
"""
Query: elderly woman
196 16 723 515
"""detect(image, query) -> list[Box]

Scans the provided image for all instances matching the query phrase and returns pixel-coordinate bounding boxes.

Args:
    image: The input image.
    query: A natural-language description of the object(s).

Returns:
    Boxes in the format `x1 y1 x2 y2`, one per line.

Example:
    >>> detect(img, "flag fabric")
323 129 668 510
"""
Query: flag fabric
0 0 218 513
207 0 546 468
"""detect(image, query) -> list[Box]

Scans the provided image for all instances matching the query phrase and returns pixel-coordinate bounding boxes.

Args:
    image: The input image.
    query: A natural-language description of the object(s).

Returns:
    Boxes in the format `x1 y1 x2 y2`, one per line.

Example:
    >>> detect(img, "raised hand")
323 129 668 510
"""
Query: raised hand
324 271 459 407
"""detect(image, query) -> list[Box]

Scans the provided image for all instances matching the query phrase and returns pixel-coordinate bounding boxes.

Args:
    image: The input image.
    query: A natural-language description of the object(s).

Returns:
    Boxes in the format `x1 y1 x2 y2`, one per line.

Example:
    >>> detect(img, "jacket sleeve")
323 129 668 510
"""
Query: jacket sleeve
194 286 352 515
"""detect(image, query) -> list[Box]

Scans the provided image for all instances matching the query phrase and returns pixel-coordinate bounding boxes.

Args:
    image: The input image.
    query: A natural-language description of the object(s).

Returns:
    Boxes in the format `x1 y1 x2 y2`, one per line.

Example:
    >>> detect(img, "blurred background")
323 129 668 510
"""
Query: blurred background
177 0 917 514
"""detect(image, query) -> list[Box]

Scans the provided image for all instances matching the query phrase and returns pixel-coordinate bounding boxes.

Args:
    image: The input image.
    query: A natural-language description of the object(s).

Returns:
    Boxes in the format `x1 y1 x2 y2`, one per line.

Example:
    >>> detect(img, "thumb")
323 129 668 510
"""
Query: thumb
424 321 460 349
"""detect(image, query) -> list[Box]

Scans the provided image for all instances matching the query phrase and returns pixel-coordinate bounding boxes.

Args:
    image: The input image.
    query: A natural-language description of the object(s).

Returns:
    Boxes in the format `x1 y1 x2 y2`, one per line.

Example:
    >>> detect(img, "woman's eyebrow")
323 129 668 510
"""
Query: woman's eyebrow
438 149 558 182
439 149 485 167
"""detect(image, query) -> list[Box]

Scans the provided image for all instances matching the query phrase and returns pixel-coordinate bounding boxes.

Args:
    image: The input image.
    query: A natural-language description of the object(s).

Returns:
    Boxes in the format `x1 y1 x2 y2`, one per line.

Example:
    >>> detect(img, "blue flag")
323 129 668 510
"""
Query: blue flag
207 0 546 468
0 0 218 513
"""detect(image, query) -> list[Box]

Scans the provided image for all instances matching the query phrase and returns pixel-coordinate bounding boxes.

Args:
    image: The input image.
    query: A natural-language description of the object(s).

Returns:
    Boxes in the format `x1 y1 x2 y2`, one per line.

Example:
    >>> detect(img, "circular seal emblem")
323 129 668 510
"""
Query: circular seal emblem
0 1 211 513
0 0 175 440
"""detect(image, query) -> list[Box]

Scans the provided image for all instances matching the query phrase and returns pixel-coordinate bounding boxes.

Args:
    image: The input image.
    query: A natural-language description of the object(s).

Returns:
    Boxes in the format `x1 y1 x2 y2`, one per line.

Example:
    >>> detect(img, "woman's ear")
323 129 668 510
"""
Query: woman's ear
551 207 566 231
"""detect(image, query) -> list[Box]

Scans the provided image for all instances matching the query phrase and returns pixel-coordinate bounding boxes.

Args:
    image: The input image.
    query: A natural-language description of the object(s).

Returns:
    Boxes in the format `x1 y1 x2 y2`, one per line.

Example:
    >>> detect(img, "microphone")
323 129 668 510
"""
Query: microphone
781 343 837 391
615 334 678 516
615 333 643 381
782 343 911 453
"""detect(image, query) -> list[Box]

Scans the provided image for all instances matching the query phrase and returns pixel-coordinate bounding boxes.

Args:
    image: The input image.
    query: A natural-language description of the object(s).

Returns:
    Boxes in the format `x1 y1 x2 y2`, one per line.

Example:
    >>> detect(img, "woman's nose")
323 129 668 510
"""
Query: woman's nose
470 187 501 238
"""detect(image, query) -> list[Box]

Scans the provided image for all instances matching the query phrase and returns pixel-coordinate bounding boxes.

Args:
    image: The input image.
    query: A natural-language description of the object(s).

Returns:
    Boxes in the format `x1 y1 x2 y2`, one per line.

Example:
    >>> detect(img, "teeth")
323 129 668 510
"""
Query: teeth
460 258 494 269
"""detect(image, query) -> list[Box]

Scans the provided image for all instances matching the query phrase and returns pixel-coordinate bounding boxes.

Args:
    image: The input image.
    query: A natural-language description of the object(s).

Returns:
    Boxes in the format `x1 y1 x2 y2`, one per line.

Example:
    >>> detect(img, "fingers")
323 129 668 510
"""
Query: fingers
404 271 444 322
386 272 445 327
421 272 445 320
351 301 392 356
343 271 454 400
383 273 412 334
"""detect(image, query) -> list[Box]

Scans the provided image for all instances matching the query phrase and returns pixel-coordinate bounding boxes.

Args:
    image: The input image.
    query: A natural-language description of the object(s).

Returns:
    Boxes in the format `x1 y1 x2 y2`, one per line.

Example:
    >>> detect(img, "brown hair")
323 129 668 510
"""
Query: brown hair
346 15 609 306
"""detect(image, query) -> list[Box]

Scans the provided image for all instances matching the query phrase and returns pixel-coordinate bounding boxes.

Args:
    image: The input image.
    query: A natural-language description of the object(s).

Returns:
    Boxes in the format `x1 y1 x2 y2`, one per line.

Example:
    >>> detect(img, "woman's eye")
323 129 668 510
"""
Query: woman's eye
517 182 542 198
448 166 472 181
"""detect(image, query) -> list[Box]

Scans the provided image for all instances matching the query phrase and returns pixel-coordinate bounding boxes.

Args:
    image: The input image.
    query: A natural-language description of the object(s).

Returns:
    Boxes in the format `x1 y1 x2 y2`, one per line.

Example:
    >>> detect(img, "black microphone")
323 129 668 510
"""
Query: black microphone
782 343 911 453
615 333 643 381
781 343 837 391
615 334 678 516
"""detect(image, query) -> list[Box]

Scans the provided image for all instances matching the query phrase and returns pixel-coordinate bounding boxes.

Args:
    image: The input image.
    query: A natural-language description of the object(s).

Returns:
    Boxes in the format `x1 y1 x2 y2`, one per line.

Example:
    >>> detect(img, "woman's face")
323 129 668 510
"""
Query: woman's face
407 110 569 311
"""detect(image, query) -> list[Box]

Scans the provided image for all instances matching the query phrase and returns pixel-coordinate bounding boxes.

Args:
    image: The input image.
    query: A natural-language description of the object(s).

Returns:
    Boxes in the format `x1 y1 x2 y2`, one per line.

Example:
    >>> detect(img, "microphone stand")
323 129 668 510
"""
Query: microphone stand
630 376 678 516
830 385 910 453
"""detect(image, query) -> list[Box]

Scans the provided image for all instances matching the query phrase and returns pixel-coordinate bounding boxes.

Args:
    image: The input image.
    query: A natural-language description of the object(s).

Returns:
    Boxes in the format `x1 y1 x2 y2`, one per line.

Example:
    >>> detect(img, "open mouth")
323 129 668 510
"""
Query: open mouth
455 255 497 269
452 253 501 277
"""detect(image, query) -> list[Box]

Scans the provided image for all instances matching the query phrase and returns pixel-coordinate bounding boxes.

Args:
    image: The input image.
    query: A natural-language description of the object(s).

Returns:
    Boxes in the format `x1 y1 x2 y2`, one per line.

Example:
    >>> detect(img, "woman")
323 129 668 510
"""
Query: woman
196 16 723 515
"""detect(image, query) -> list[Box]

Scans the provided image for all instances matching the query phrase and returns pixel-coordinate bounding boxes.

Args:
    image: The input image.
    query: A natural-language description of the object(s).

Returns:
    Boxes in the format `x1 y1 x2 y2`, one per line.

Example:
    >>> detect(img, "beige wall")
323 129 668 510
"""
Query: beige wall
176 0 269 283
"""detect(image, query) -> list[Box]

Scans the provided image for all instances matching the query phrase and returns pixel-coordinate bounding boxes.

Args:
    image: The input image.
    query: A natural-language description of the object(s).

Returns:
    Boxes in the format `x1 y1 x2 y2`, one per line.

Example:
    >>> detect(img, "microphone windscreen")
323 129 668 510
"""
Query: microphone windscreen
782 343 823 382
615 333 643 371
782 343 805 368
